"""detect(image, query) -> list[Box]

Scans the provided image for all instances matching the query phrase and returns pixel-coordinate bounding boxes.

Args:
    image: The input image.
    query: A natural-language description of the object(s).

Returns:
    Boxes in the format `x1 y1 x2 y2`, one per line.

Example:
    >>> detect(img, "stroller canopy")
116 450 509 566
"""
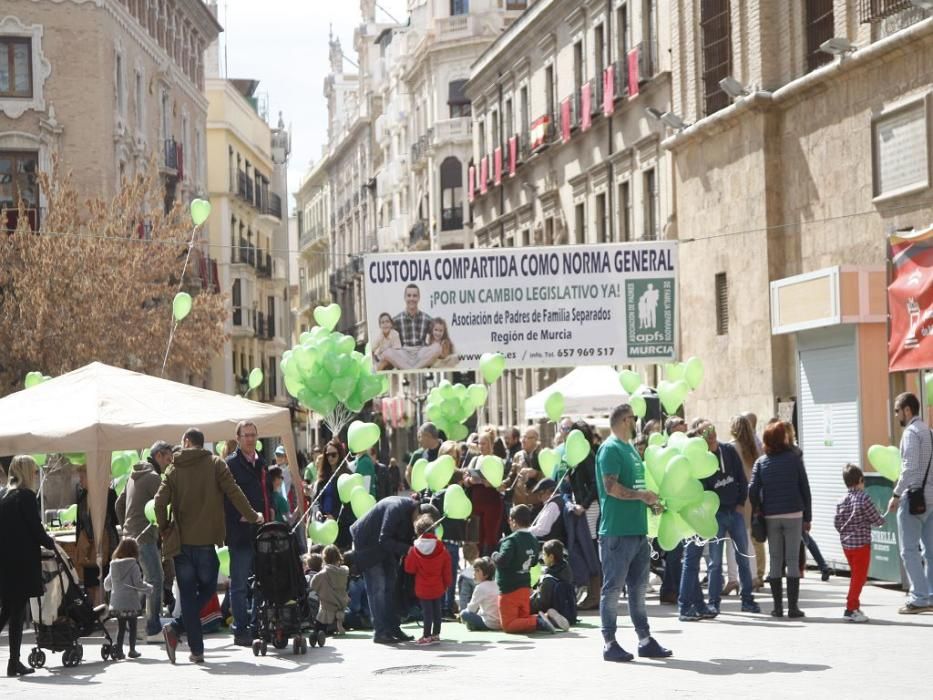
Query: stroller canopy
0 362 302 554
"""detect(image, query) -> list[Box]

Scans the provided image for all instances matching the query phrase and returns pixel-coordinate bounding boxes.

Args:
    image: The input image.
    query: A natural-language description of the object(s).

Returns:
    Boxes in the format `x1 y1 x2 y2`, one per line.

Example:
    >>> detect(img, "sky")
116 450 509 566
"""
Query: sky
216 0 409 210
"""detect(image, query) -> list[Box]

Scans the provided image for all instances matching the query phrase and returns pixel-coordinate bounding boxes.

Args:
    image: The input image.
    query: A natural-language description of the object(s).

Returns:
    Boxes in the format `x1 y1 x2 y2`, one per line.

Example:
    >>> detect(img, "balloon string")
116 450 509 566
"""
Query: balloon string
290 453 350 535
159 223 199 378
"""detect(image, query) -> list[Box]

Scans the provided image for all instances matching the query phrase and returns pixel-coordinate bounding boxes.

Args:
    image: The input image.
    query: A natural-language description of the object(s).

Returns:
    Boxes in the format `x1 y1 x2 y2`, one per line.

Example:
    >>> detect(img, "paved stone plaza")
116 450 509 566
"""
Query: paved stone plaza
3 576 929 698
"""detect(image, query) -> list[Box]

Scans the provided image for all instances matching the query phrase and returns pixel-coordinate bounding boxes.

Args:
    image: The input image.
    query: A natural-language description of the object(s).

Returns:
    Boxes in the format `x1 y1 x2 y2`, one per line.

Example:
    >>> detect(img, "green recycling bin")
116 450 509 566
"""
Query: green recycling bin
864 473 906 586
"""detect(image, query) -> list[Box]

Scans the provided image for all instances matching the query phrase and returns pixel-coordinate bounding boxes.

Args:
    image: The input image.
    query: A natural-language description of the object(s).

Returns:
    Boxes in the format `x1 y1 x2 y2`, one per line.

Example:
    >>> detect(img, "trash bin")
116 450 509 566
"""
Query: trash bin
864 473 907 588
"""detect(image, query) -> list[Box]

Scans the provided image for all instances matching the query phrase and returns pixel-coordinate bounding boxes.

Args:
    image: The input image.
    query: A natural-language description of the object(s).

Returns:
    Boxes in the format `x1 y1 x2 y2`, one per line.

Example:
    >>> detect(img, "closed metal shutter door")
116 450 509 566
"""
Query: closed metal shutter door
798 342 860 570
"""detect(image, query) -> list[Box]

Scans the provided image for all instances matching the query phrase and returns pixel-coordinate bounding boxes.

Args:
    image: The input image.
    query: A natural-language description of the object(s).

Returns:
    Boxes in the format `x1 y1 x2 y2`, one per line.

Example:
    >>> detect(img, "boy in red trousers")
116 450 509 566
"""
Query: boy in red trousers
405 515 452 645
834 464 885 622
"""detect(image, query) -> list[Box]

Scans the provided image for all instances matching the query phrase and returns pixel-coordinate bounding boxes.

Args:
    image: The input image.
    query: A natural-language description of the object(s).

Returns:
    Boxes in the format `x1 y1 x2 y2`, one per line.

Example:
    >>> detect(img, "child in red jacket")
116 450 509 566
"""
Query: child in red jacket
404 514 452 645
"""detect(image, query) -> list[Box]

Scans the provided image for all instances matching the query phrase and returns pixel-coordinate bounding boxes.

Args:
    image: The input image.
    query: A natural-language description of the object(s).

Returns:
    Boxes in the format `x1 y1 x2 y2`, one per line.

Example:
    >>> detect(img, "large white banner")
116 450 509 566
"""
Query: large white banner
363 241 678 373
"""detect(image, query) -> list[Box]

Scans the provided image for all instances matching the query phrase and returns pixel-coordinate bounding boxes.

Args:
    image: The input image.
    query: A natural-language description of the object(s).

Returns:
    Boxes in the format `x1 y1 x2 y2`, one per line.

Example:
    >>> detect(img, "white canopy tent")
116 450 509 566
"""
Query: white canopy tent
0 362 302 554
524 365 628 428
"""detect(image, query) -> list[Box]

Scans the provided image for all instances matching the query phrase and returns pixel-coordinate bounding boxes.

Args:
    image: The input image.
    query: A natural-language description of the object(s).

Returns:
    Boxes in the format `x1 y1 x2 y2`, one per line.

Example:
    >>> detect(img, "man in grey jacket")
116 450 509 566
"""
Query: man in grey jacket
888 393 933 613
116 440 173 641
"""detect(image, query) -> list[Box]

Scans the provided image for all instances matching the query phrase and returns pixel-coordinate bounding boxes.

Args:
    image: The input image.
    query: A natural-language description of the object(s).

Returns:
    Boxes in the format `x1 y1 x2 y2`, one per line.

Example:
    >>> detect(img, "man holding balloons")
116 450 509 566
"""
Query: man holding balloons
595 404 672 663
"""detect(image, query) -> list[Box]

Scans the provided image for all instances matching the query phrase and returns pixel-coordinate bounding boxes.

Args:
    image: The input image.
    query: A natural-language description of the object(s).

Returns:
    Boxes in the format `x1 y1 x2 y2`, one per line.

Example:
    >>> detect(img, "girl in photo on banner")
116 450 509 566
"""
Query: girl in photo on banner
417 318 457 368
372 312 401 371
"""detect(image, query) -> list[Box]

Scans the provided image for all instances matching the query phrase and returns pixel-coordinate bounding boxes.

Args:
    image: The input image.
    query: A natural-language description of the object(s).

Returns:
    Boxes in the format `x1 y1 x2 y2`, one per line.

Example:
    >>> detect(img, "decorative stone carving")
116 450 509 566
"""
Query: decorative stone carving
0 15 53 118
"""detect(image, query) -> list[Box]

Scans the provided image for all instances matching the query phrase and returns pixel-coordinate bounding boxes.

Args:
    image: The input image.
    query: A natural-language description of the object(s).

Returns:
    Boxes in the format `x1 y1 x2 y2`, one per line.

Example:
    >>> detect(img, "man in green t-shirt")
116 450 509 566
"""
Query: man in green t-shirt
353 448 379 499
595 403 672 663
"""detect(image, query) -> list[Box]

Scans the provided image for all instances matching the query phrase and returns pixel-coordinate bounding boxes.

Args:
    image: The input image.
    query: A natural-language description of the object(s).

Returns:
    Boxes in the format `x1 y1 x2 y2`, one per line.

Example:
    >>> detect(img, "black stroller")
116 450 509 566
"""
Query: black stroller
28 542 116 668
250 522 312 656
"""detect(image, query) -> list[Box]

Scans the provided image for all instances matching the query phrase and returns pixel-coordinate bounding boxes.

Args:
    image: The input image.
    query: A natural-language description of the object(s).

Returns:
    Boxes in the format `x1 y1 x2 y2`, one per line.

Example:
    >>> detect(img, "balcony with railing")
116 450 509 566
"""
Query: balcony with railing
441 206 464 232
231 238 258 266
232 306 256 331
163 138 178 172
257 253 272 279
433 117 471 145
237 171 249 201
299 225 327 250
263 192 282 219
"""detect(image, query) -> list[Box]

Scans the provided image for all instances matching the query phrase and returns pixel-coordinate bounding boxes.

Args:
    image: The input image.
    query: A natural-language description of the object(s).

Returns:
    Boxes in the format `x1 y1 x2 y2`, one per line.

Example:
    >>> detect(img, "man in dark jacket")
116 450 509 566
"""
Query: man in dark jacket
224 420 273 646
696 421 760 615
350 496 439 644
115 440 173 640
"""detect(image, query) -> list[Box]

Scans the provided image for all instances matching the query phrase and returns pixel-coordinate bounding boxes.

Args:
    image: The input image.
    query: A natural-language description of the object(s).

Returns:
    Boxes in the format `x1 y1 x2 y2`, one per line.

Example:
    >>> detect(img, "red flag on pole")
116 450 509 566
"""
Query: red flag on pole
494 147 502 185
581 82 592 131
888 225 933 371
628 48 640 98
604 65 615 115
561 98 572 142
508 136 517 176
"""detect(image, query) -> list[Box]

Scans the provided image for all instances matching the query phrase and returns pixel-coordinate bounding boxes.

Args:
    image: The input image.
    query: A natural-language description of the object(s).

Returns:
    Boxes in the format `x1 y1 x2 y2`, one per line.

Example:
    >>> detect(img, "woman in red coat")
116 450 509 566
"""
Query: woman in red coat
465 431 505 556
404 515 452 645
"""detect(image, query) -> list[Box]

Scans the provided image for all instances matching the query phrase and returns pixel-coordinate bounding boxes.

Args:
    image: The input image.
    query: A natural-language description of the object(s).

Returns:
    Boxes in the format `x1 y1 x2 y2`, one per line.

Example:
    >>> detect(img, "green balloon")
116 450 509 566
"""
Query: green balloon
337 473 364 504
529 563 542 588
426 455 456 492
657 379 689 415
216 546 230 577
330 376 355 402
538 448 560 478
545 392 565 423
60 503 78 525
660 455 691 500
684 356 705 390
618 369 642 394
144 498 157 525
111 453 132 478
308 518 339 545
65 452 86 465
172 291 193 322
190 198 212 225
682 436 707 459
478 352 506 384
689 451 719 480
348 420 381 454
113 472 130 496
313 303 342 331
630 394 647 418
648 432 667 448
479 455 504 488
665 362 686 382
443 484 473 519
248 367 264 390
24 371 46 389
446 423 469 442
350 486 376 519
32 453 47 467
667 430 689 452
657 510 688 551
564 429 591 467
867 444 901 482
647 511 661 539
411 458 429 492
467 383 488 407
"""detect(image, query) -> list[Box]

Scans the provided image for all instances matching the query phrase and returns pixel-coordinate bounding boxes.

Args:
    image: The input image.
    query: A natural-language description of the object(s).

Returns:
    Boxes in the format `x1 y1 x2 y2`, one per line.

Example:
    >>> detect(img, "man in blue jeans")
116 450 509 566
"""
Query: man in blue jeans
224 421 273 646
595 404 672 662
694 420 761 616
154 428 262 663
350 496 440 644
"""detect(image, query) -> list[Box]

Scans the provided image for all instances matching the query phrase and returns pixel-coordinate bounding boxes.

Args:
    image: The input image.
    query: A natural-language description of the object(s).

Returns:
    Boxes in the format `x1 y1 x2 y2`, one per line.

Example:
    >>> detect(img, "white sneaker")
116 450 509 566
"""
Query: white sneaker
145 633 164 643
846 609 869 623
546 608 570 632
536 612 556 634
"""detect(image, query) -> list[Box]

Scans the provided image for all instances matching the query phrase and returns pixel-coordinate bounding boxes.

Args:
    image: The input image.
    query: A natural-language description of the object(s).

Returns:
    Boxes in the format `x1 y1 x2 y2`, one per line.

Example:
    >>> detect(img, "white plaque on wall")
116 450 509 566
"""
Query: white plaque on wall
872 97 930 200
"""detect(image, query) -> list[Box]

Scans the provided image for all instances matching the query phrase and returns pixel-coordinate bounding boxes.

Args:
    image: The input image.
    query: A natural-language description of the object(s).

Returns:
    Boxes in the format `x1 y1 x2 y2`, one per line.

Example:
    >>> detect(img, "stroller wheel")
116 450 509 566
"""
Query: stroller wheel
292 638 300 655
260 641 268 656
251 640 261 657
316 630 326 647
76 644 84 664
300 638 308 655
35 650 46 668
28 650 39 668
62 649 75 668
101 644 112 661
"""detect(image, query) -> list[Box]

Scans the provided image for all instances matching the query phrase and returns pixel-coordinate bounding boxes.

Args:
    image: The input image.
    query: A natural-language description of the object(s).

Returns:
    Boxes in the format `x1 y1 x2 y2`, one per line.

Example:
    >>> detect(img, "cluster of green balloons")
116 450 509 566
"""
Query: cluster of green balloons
643 431 721 550
617 357 706 417
24 371 52 389
424 381 487 442
281 305 387 417
868 444 900 482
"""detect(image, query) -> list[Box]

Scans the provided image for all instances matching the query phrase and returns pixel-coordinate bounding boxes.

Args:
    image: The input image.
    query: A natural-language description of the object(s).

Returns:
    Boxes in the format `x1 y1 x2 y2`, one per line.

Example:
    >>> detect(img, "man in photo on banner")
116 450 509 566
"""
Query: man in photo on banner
382 284 440 370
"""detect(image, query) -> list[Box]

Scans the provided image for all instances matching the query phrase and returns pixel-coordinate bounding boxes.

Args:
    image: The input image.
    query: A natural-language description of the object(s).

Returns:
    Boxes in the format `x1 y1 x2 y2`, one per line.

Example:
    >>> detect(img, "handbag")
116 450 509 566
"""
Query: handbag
751 512 767 543
907 446 931 515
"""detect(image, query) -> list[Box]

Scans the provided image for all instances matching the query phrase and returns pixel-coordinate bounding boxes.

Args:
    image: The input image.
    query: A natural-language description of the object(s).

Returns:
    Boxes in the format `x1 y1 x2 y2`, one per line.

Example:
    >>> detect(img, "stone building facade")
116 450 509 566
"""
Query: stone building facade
0 0 219 231
467 0 674 429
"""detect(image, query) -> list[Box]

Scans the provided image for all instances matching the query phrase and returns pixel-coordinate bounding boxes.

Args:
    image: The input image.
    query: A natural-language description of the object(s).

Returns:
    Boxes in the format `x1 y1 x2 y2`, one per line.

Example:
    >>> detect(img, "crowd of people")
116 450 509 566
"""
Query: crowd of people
1 390 932 674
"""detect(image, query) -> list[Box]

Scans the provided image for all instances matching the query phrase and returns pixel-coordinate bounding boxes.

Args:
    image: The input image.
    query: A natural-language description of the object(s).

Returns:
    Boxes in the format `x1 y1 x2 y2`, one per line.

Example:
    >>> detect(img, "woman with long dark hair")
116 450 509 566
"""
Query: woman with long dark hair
0 456 55 676
749 421 812 618
731 414 765 589
313 439 353 549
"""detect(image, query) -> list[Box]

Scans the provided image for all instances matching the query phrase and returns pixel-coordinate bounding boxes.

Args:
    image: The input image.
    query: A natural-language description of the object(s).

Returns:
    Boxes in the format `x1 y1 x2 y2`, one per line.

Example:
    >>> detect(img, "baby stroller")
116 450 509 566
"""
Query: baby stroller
250 522 312 656
27 542 115 668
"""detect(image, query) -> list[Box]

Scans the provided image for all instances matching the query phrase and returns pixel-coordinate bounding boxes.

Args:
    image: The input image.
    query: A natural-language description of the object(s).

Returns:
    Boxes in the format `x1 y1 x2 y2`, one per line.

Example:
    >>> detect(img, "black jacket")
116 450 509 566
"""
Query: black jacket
531 558 573 614
0 488 54 599
349 496 418 571
700 442 748 511
562 452 598 509
225 449 272 548
430 488 467 542
749 449 812 522
75 484 119 551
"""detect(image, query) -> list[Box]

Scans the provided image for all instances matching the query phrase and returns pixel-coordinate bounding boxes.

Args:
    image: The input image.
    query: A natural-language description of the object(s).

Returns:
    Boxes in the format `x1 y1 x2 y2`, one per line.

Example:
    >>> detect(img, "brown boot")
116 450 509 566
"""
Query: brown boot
578 575 602 610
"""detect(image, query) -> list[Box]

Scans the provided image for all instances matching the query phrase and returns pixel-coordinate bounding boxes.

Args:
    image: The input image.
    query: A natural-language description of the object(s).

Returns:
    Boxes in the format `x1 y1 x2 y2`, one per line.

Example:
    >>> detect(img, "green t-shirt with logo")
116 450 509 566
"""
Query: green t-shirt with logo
595 436 647 537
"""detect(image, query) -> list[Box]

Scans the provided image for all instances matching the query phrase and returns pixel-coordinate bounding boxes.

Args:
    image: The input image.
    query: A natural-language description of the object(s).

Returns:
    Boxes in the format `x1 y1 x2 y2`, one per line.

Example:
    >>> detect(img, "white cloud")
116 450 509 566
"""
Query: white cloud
217 0 409 210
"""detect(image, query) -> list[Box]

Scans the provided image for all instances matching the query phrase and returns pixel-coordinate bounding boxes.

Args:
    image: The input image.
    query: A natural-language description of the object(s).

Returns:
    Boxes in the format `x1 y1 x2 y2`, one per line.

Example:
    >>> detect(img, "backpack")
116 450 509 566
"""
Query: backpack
542 573 577 625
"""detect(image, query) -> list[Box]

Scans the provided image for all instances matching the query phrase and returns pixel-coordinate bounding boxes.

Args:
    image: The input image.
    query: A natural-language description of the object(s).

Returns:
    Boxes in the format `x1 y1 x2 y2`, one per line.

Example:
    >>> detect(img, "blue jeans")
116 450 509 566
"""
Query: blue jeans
443 542 459 613
458 575 476 612
708 509 755 606
599 535 650 643
229 542 255 638
802 530 828 571
172 545 219 656
138 541 164 636
897 499 933 606
460 610 489 631
678 541 706 613
661 543 683 598
362 558 400 639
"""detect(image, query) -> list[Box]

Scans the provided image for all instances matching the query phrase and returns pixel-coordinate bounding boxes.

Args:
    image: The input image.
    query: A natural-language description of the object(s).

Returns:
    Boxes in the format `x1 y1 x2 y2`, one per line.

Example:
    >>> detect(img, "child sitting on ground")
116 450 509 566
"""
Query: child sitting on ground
404 515 452 645
460 557 501 631
458 543 480 612
104 538 153 659
834 464 885 623
268 466 290 524
492 505 558 634
304 552 324 622
530 539 575 629
310 545 349 644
